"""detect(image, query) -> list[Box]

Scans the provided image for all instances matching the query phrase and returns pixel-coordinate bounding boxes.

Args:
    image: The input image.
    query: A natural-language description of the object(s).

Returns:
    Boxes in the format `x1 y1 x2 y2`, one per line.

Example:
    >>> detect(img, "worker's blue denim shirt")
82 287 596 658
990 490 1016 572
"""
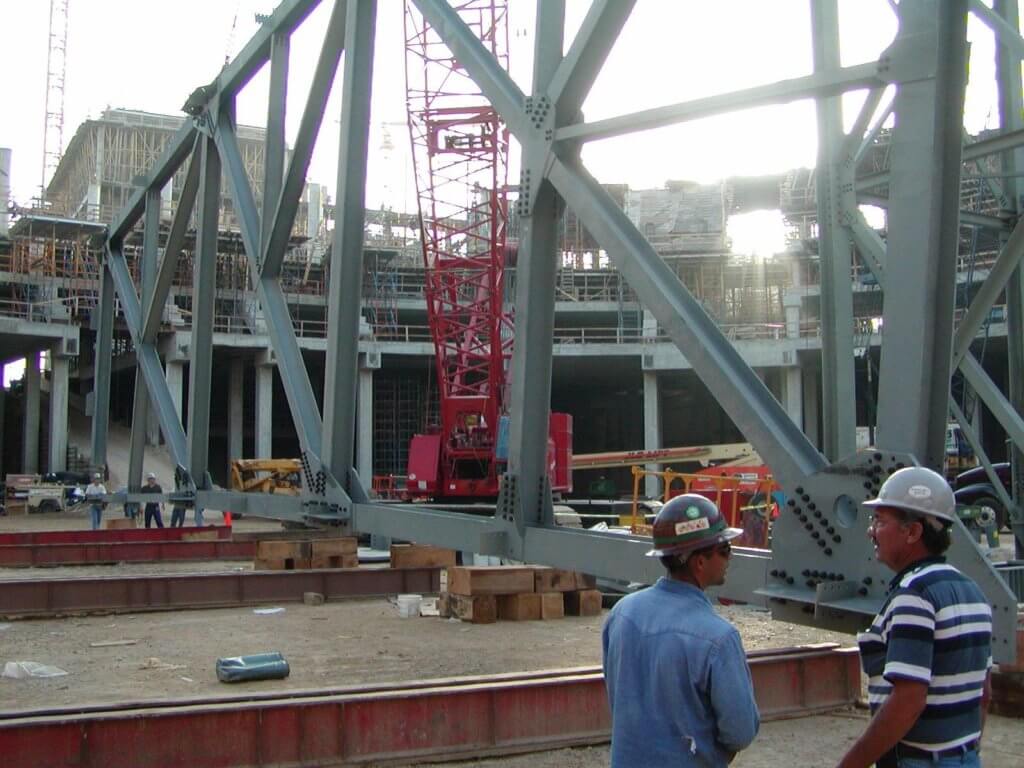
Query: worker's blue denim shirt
602 577 760 767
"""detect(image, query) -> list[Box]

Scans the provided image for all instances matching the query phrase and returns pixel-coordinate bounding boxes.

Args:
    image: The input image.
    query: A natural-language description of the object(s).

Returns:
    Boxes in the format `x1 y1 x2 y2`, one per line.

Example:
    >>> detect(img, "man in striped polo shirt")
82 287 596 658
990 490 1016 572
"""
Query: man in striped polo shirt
837 466 992 768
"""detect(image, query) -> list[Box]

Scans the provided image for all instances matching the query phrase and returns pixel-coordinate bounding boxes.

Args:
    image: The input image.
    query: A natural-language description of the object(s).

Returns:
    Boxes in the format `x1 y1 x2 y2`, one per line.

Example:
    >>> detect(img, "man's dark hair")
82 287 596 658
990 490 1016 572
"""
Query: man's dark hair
891 508 952 555
660 543 718 575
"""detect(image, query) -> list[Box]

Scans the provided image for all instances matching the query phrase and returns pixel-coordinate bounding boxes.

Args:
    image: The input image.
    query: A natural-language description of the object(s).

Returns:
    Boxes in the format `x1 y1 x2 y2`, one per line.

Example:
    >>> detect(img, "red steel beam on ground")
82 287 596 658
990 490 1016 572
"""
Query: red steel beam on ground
0 525 230 546
0 539 257 567
0 567 441 618
0 646 860 768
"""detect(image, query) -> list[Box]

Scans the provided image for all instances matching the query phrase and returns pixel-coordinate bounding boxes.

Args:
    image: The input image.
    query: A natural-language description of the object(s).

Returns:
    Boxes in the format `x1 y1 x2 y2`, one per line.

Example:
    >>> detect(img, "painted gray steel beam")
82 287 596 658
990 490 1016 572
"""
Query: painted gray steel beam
262 0 347 279
995 0 1024 554
876 2 969 470
187 132 222 489
839 87 885 163
812 0 857 462
128 189 161 490
260 30 290 271
215 112 324 458
142 140 200 344
209 0 319 103
554 62 883 144
501 0 565 531
547 0 634 123
971 0 1024 60
322 0 376 492
105 247 189 466
960 353 1024 450
548 156 826 489
963 126 1024 161
109 124 196 244
856 192 1010 231
953 217 1024 365
846 212 886 283
89 262 114 471
853 98 894 167
412 0 528 136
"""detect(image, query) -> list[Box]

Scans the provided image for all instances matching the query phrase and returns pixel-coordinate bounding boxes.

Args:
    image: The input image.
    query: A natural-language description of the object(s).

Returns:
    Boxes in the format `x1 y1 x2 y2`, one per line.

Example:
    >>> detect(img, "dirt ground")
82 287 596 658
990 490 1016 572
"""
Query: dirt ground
0 513 1021 766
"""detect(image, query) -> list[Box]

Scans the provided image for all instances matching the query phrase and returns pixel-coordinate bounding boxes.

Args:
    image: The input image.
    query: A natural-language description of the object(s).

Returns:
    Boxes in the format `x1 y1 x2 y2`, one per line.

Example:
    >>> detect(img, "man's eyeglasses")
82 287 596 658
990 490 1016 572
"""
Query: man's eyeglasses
698 542 732 559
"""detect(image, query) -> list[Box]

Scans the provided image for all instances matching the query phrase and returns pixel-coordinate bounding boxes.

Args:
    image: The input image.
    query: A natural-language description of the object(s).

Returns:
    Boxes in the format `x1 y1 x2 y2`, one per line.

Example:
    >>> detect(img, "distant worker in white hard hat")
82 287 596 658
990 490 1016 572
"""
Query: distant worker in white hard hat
602 494 759 767
837 466 992 768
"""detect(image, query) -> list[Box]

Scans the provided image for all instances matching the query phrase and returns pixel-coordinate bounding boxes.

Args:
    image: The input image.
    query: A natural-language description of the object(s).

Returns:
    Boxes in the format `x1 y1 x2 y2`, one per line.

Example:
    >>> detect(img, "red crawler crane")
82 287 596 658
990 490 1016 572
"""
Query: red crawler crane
403 1 572 499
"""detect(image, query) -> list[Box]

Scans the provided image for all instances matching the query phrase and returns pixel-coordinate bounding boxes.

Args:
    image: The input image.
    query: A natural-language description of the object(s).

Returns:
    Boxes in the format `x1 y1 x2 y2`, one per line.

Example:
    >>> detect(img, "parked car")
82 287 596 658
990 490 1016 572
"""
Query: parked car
952 462 1012 532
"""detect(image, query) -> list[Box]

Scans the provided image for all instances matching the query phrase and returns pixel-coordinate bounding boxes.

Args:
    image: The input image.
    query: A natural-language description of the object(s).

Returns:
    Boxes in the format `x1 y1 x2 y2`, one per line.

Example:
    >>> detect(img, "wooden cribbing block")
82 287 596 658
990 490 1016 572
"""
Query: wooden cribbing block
575 572 598 590
105 518 137 530
256 540 311 560
390 544 457 569
310 553 358 569
564 589 602 617
447 593 497 624
310 538 357 557
254 556 311 571
533 567 580 593
497 593 542 621
539 592 565 619
447 566 536 596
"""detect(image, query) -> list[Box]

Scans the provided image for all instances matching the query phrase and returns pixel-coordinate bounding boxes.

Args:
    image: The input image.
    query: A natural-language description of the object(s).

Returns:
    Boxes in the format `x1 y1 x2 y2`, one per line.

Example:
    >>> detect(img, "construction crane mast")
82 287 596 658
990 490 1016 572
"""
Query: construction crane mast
41 0 70 197
403 1 571 499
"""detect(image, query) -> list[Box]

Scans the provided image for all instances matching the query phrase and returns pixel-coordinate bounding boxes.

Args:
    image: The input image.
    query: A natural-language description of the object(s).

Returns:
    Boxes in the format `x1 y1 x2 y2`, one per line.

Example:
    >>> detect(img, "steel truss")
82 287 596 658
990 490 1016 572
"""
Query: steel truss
93 0 1022 661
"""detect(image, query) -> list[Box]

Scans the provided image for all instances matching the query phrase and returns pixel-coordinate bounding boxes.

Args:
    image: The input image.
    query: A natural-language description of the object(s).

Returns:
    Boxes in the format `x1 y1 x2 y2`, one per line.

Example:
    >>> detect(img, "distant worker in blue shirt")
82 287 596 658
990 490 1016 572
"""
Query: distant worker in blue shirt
837 466 992 768
602 494 760 767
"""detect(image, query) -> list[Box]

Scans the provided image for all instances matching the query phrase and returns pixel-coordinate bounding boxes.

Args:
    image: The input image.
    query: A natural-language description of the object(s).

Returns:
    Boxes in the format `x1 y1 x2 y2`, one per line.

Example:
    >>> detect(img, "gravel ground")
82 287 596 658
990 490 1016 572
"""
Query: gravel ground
0 516 1020 766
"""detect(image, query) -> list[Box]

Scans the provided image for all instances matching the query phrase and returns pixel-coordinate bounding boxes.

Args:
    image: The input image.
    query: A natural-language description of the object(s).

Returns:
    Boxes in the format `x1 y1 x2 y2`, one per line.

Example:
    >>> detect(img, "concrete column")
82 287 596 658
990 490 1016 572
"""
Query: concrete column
357 367 373 486
802 363 821 450
48 350 69 472
22 353 40 473
165 360 185 442
642 371 662 499
255 364 273 458
782 366 803 431
228 358 244 473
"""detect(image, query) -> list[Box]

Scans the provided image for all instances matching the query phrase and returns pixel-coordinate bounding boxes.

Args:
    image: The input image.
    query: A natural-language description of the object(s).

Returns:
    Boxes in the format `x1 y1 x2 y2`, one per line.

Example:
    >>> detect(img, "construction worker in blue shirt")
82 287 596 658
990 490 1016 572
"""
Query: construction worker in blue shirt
602 493 760 767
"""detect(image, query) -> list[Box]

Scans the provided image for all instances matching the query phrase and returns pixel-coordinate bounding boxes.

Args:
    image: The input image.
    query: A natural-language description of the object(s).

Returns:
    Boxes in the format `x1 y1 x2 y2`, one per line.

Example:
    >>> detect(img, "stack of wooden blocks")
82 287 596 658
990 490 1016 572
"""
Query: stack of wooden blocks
438 565 602 624
254 537 358 570
389 543 458 569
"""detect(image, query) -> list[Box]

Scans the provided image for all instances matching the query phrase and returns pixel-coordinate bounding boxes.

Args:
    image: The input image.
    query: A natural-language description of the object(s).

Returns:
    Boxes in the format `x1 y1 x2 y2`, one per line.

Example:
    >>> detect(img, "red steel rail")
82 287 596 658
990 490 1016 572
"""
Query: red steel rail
0 539 256 567
0 646 861 768
0 567 441 618
0 525 230 545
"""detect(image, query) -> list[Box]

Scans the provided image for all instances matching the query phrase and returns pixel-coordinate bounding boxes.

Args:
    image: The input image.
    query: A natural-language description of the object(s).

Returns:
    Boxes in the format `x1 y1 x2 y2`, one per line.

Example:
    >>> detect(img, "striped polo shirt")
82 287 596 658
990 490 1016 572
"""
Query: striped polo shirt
857 557 992 752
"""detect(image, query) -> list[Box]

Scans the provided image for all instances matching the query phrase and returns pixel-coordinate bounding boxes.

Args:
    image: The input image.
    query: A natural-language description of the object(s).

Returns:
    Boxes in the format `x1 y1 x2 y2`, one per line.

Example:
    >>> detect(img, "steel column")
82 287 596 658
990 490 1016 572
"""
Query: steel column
89 263 114 471
262 0 347 279
875 1 969 470
128 189 161 489
187 131 222 489
322 0 376 493
811 0 857 461
996 0 1024 554
502 0 566 531
21 353 39 474
255 362 273 458
260 29 290 271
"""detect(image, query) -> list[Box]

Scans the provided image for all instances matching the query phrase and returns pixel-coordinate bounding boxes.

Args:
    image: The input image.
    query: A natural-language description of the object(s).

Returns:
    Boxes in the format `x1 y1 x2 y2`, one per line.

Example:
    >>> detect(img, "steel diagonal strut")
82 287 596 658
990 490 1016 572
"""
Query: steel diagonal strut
214 111 326 464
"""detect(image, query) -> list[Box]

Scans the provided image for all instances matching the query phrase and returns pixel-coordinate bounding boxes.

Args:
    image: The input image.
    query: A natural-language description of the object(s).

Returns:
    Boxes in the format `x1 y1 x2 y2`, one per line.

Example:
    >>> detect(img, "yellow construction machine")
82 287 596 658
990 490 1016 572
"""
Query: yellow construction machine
229 459 302 495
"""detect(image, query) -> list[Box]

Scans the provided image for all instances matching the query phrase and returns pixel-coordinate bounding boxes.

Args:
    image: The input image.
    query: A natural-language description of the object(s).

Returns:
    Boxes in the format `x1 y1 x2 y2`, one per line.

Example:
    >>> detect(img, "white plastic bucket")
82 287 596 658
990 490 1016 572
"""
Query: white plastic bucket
396 593 422 618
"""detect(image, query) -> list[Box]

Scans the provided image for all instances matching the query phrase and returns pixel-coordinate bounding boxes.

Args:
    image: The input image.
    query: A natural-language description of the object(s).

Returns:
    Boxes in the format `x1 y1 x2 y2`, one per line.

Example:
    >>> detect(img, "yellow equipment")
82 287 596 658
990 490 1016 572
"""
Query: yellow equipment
229 459 302 495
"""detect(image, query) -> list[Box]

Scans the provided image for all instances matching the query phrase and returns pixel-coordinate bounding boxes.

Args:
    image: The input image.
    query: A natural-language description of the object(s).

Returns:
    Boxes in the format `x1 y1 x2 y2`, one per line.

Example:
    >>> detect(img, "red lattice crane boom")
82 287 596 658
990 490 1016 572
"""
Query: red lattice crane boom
403 1 572 499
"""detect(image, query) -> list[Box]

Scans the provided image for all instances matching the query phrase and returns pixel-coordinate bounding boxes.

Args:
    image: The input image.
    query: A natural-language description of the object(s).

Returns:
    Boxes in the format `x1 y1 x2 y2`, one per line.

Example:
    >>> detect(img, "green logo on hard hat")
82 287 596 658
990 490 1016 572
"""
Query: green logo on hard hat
686 506 701 519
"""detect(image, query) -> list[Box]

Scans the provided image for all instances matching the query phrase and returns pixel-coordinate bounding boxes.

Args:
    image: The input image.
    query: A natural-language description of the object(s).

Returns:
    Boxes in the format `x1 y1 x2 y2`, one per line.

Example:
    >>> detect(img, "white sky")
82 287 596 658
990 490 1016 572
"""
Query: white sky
0 0 1014 384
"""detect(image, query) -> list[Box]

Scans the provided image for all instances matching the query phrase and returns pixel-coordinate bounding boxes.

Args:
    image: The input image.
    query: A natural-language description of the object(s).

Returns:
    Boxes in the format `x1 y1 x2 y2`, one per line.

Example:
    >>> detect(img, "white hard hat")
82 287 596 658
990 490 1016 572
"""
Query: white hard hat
147 472 157 479
864 466 955 525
